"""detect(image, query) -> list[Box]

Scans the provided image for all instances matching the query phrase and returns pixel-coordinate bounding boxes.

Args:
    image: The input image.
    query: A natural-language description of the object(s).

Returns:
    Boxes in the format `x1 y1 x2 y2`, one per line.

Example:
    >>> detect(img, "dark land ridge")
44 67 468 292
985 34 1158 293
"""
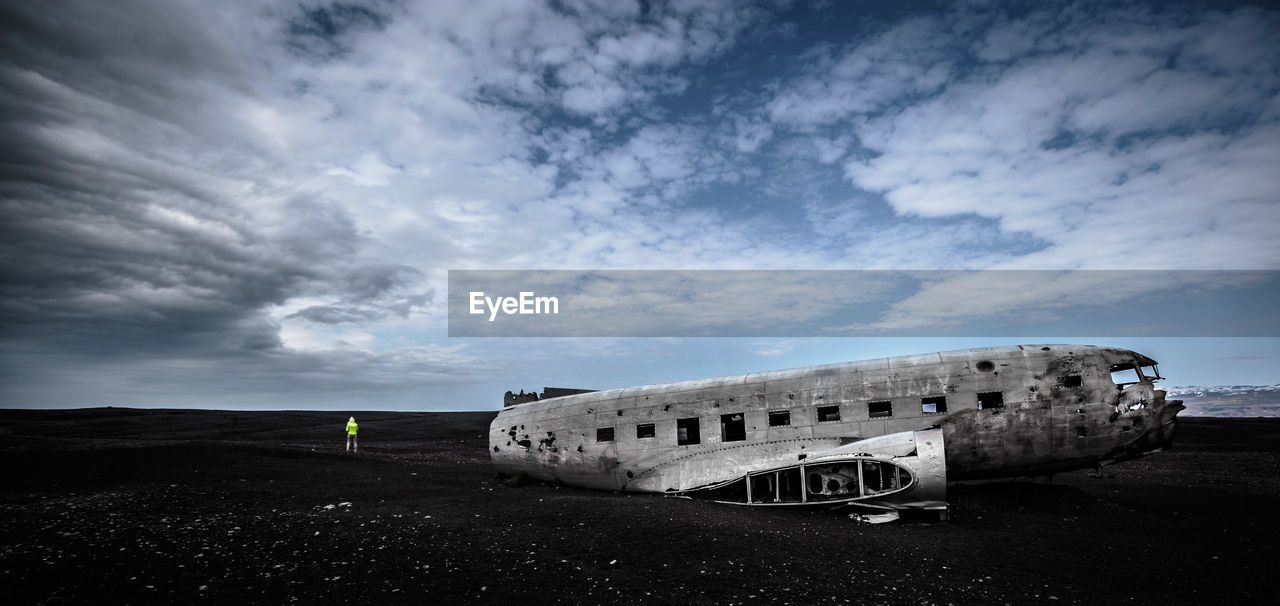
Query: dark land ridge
1 408 1277 605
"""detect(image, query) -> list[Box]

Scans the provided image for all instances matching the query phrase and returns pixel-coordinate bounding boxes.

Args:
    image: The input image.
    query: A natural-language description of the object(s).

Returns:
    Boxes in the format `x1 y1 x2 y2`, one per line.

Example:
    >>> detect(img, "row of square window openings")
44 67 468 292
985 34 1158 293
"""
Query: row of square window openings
594 391 1005 445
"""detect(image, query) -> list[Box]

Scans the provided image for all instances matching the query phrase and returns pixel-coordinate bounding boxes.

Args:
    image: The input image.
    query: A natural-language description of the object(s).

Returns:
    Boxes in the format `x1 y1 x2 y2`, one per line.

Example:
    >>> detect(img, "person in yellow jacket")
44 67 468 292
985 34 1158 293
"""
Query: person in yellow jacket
345 416 358 453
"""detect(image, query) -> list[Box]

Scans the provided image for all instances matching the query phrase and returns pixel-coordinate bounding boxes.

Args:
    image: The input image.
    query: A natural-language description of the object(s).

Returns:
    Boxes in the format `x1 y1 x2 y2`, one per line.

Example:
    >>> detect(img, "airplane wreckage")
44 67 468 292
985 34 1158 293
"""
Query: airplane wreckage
490 345 1184 521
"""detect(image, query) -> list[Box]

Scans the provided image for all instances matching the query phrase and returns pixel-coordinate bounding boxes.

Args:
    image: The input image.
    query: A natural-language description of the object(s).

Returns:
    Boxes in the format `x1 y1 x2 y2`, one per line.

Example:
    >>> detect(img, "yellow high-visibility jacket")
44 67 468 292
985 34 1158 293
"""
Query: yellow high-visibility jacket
346 420 358 435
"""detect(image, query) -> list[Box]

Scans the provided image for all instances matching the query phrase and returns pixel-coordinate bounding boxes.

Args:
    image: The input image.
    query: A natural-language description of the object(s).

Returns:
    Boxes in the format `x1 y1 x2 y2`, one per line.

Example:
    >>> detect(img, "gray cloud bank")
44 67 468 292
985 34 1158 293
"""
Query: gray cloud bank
0 1 446 406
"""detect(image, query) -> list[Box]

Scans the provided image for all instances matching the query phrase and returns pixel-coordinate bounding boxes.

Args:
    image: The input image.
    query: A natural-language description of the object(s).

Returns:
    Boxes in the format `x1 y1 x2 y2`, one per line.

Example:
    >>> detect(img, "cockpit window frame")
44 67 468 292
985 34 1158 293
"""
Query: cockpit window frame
1110 362 1145 387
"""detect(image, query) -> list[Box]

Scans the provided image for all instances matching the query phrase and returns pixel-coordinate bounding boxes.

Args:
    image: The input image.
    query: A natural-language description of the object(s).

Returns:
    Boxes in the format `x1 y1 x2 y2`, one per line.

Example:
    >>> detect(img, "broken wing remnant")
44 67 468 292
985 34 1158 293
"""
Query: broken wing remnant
682 428 946 516
490 345 1185 518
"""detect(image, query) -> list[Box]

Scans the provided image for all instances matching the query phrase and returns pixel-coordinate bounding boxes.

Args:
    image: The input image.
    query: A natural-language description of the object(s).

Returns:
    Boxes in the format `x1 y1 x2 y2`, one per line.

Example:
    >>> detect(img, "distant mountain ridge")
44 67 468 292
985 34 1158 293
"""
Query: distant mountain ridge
1165 384 1280 397
1162 384 1280 418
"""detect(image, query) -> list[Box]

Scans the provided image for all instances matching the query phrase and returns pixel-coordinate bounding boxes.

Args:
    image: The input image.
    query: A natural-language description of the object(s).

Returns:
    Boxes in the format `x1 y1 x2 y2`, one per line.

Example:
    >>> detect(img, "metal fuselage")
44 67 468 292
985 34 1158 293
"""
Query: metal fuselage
489 345 1183 498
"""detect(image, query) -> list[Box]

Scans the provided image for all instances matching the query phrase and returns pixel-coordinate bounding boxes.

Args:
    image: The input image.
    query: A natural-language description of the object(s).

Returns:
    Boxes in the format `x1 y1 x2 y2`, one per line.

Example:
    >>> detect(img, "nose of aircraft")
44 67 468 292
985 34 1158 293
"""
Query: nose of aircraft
1106 390 1185 463
1130 394 1185 455
1153 397 1185 449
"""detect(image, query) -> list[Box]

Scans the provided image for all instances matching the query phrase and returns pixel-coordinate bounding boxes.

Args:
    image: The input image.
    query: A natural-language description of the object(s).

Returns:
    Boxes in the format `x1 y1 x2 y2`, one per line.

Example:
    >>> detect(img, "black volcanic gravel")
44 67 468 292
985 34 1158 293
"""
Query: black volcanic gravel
1 409 1277 605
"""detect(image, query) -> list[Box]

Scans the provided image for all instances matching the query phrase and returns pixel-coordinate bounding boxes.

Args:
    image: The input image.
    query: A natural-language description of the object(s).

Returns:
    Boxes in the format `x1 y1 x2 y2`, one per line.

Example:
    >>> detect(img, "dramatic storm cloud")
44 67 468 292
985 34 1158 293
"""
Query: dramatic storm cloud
1 1 1277 409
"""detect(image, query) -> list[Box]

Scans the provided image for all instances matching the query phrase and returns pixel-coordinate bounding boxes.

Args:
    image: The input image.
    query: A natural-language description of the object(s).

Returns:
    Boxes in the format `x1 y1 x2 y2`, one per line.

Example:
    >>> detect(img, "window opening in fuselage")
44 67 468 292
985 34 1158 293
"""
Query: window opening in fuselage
921 396 947 414
721 413 746 442
676 417 700 445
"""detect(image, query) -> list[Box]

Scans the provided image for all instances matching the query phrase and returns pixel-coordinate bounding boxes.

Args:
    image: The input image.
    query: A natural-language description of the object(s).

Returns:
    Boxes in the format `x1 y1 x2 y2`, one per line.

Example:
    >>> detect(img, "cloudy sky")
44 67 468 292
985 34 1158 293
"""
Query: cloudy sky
2 0 1277 410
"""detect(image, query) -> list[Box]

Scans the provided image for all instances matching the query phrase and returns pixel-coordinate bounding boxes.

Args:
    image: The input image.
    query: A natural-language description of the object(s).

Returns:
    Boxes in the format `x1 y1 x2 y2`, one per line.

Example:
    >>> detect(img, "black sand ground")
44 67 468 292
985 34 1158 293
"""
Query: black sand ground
1 409 1277 605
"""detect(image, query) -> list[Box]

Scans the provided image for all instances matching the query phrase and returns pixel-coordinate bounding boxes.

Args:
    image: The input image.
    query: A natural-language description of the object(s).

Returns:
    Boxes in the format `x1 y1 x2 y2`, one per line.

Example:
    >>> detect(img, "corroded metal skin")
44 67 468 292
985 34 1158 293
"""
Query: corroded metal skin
489 345 1183 510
